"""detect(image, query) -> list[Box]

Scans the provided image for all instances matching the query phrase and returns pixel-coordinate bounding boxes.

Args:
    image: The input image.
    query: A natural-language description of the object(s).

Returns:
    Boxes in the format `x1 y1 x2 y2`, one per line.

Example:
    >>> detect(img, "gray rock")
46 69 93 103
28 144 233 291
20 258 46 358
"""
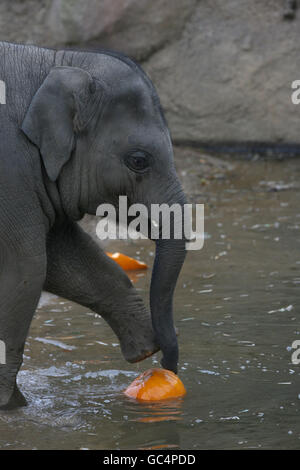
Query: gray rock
1 0 300 147
144 0 300 144
47 0 196 61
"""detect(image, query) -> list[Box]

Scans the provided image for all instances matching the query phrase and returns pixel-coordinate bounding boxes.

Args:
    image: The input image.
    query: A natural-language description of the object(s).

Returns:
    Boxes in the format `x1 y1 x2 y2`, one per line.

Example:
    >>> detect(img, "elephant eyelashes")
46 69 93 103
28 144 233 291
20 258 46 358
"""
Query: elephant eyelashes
124 151 150 173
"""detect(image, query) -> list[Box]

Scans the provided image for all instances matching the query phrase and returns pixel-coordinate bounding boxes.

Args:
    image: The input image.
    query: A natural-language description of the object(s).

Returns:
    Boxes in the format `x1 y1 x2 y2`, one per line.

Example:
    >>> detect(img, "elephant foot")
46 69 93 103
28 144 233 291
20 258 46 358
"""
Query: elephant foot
0 383 27 410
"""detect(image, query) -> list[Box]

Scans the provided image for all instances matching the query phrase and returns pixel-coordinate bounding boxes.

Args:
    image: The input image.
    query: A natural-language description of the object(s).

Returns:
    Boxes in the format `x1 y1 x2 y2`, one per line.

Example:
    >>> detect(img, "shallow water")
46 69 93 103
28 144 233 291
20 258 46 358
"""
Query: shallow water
1 158 300 449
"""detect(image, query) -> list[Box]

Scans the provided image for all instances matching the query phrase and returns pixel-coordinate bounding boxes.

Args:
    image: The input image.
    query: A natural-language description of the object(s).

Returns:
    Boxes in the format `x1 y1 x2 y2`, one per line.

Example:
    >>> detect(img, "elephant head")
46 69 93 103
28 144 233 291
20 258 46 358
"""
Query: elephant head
21 52 187 373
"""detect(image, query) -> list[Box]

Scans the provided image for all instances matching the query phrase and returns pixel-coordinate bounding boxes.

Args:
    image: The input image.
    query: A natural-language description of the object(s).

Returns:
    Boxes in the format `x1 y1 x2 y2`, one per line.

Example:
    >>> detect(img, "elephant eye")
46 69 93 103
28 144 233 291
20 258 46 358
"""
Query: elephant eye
125 151 150 173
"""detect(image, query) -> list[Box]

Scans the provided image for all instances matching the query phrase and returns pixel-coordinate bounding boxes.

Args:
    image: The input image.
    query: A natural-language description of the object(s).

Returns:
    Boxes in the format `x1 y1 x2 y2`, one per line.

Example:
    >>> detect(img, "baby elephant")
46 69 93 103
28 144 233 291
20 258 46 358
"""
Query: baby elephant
0 41 187 409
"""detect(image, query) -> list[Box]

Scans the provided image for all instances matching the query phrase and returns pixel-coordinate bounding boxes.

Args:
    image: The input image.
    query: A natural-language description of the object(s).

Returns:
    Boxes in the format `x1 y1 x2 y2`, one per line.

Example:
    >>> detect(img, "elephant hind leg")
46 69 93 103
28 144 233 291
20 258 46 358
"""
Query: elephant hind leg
0 247 46 409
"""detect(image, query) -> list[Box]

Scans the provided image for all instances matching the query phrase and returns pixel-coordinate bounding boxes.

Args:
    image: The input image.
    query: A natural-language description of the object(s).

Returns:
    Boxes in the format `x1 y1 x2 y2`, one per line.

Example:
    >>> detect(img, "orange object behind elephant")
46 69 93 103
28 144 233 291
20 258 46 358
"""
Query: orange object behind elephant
106 252 148 271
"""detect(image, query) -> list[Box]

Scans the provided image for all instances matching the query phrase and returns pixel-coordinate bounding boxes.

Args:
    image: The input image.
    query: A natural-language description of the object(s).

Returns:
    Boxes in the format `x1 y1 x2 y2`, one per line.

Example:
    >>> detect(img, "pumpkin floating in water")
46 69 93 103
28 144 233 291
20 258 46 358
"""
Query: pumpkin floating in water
106 252 148 271
124 368 186 401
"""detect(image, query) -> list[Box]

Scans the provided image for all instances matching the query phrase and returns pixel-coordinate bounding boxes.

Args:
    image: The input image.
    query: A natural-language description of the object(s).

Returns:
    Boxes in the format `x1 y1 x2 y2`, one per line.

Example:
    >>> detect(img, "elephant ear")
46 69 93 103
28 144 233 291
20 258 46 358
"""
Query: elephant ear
21 66 103 182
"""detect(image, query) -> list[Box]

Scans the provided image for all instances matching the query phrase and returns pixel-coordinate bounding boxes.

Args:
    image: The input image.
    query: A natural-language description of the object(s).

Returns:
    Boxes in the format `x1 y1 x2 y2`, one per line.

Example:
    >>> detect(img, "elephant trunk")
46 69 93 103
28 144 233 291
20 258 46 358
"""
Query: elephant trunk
149 194 187 374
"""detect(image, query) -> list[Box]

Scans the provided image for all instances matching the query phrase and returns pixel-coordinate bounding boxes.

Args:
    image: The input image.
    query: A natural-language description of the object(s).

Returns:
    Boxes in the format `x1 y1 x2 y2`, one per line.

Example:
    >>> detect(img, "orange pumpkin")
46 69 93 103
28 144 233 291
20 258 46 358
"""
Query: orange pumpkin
106 252 148 271
124 368 186 401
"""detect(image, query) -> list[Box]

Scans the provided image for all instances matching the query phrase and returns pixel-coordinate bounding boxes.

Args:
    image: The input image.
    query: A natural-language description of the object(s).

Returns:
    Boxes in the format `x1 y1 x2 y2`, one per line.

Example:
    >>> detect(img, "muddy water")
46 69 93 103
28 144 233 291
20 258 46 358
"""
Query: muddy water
1 158 300 449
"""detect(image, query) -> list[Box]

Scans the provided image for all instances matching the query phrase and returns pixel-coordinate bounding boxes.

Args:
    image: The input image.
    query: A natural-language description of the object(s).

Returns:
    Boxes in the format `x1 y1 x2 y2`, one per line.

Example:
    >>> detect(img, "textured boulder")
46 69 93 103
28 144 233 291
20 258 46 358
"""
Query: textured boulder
144 0 300 144
0 0 300 147
47 0 196 61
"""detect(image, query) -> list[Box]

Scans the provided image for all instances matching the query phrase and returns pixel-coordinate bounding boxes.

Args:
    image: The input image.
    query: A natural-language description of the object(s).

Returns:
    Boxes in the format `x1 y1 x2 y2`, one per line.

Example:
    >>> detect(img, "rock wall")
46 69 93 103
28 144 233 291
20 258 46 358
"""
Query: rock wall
1 0 300 149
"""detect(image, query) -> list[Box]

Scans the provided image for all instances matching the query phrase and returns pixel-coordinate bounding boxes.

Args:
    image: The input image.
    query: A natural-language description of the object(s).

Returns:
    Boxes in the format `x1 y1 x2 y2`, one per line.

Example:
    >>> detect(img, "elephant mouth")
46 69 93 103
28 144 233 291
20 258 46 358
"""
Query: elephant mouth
126 344 161 364
117 314 161 365
125 327 179 364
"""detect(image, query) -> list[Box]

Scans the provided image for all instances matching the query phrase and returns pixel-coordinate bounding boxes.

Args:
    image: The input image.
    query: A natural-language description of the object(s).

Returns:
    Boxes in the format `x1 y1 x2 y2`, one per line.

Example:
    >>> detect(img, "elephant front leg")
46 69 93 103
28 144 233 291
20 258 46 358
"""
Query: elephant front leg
45 221 159 363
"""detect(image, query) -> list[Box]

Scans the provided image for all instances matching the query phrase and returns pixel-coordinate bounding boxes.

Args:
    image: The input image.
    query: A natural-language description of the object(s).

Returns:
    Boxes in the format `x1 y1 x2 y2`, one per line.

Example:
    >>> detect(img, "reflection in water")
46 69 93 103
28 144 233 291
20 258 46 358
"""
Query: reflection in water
126 397 184 423
139 444 179 449
123 398 182 449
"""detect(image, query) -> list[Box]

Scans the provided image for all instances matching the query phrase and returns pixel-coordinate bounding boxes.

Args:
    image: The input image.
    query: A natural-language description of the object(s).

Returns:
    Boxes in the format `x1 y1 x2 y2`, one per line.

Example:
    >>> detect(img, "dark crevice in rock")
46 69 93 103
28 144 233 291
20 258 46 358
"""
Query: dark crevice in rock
173 140 300 160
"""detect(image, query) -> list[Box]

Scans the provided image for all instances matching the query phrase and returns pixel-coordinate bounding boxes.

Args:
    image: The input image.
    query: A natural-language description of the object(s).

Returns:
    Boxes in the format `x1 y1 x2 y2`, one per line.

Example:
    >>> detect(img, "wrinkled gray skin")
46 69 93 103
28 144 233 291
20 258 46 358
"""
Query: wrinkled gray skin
0 42 186 409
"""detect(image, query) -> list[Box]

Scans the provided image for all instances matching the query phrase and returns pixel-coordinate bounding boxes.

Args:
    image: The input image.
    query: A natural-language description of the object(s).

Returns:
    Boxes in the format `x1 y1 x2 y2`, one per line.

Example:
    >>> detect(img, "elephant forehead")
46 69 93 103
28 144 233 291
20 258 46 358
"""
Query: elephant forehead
111 75 153 111
89 54 149 101
89 52 167 129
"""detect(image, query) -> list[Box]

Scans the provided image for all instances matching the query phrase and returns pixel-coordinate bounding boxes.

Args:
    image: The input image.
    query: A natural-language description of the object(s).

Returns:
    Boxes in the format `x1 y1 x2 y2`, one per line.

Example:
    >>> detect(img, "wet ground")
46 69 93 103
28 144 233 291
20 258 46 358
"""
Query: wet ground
1 151 300 449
